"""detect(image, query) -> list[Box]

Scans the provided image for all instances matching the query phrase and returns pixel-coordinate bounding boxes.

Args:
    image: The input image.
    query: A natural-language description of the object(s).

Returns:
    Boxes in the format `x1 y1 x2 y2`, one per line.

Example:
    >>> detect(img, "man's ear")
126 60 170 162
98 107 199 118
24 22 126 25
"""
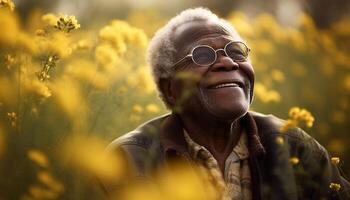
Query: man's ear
159 78 176 107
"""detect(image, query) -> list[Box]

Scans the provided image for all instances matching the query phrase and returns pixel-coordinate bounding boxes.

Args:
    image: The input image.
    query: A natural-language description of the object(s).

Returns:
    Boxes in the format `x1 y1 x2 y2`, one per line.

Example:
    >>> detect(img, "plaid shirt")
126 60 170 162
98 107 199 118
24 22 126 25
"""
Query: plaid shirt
183 129 252 200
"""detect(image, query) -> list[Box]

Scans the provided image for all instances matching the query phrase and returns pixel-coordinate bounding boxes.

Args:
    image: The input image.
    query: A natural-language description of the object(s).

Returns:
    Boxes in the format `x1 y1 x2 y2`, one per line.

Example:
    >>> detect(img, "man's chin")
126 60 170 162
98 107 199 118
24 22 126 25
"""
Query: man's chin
206 104 249 121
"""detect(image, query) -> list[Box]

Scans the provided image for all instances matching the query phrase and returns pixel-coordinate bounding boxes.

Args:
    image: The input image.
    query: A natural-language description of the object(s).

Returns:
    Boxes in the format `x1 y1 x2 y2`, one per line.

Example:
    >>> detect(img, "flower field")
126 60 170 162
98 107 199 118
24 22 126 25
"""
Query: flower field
0 1 349 199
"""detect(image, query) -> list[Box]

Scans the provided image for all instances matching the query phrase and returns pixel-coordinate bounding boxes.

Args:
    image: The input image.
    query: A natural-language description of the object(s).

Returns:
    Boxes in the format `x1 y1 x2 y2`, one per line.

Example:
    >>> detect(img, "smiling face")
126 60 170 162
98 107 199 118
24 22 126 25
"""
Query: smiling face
162 19 255 121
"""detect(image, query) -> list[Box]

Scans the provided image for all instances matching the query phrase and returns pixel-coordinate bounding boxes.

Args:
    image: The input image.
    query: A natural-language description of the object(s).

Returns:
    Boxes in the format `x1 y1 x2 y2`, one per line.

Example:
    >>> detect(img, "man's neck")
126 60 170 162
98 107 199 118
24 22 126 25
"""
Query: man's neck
178 112 243 172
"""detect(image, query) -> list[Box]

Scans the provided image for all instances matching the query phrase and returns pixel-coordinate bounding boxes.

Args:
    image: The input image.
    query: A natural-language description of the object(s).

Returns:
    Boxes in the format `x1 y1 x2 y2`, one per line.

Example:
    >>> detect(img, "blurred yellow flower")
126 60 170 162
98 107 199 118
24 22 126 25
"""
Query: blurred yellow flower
95 43 119 70
42 13 59 27
65 59 109 90
50 77 87 121
254 82 281 103
0 9 19 46
27 149 49 168
126 66 156 94
7 112 17 127
280 107 314 133
0 0 15 11
227 12 253 37
38 32 73 58
329 183 341 191
146 103 160 114
4 54 15 69
62 135 126 182
54 14 80 33
298 14 316 32
99 20 148 55
331 157 340 166
28 185 57 199
132 104 143 114
118 181 162 200
37 171 64 193
255 40 275 55
275 136 284 145
289 157 300 165
271 69 285 82
156 164 219 200
24 79 52 98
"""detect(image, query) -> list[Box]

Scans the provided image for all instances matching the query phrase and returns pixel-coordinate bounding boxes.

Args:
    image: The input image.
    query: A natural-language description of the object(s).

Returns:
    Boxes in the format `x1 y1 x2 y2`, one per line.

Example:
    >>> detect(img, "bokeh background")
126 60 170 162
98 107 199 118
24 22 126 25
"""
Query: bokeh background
0 0 349 199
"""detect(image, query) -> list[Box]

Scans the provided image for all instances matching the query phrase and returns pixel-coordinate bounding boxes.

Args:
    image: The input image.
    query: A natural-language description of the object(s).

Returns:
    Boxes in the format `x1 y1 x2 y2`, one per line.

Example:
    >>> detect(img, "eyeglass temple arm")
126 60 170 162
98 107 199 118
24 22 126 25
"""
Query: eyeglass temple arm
171 54 192 71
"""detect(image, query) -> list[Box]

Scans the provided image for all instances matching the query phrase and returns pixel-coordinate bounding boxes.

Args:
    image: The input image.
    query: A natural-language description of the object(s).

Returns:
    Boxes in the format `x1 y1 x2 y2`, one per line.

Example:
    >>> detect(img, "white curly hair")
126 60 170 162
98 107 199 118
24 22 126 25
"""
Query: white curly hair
147 7 239 106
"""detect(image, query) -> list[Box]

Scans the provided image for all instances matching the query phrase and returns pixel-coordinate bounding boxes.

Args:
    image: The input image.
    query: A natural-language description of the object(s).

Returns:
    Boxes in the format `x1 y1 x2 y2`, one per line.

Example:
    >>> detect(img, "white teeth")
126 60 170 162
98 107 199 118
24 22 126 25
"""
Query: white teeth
214 83 240 89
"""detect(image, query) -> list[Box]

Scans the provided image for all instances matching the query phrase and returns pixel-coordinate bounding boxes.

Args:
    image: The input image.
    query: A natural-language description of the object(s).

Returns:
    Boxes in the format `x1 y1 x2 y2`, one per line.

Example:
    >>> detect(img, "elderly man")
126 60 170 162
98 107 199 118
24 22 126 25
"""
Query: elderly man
103 8 350 199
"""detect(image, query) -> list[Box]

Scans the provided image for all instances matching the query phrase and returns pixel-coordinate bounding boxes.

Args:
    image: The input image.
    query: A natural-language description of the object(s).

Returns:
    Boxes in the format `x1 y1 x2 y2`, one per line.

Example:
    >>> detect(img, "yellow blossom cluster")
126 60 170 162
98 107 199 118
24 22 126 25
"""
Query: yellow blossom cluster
0 0 15 11
96 20 148 70
42 13 80 33
24 149 64 199
0 2 349 199
329 183 341 191
254 82 281 103
117 163 220 200
280 107 315 133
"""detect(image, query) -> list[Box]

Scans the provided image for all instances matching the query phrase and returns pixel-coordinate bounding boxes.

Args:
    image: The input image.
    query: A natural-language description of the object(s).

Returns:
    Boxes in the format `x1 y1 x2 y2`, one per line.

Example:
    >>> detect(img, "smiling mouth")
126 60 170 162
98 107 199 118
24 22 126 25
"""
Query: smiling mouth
207 80 245 89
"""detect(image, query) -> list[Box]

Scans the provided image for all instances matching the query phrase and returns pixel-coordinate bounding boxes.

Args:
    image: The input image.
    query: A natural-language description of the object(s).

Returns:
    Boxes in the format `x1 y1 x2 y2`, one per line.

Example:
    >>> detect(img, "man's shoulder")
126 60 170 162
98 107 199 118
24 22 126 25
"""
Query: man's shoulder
106 113 171 152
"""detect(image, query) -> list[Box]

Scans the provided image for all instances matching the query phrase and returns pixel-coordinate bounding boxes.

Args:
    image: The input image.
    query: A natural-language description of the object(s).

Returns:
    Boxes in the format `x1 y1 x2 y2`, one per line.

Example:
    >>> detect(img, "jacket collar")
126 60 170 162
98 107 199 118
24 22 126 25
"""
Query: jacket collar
159 111 265 157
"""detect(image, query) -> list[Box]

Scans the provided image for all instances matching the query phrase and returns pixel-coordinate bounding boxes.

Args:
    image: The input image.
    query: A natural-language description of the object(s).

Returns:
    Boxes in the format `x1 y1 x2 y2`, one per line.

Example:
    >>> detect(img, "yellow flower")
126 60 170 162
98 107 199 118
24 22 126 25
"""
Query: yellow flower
271 69 285 82
254 83 281 103
54 14 81 33
0 9 19 46
4 54 15 69
275 136 284 145
146 104 160 114
95 44 119 70
38 32 72 58
132 104 143 114
289 157 300 165
0 0 15 11
99 20 148 55
50 77 87 122
227 12 253 37
7 112 17 127
24 79 52 98
331 157 340 166
61 135 126 182
65 59 109 90
37 171 64 193
28 185 57 199
280 107 314 133
329 183 341 191
42 13 59 27
27 149 49 168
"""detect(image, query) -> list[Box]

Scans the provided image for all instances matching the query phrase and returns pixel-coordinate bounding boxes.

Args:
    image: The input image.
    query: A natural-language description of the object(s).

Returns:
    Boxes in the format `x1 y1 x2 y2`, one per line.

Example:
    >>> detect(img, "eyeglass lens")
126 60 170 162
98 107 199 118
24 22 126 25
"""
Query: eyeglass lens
192 42 248 66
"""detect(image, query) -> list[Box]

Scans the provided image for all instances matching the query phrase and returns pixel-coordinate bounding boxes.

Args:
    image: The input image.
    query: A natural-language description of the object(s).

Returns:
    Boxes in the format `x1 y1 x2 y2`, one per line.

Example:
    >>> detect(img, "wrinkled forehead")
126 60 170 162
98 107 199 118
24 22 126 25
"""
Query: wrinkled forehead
172 19 242 52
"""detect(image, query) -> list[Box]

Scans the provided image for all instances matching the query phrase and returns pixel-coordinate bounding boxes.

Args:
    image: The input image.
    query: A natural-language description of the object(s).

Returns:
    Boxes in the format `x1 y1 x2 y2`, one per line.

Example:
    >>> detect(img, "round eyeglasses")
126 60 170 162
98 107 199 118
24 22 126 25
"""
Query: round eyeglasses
172 41 250 70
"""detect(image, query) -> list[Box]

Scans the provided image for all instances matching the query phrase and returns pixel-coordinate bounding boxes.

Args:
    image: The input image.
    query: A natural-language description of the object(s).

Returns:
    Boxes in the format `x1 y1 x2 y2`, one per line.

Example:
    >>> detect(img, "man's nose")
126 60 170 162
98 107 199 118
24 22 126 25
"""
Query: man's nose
210 53 239 71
